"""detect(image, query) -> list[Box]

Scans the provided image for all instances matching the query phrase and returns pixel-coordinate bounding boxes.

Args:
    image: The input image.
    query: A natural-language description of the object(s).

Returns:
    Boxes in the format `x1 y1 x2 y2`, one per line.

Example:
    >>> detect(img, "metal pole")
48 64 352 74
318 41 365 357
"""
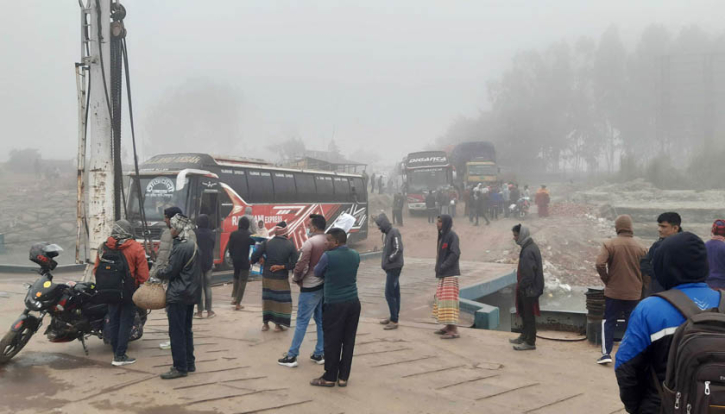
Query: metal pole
85 0 114 280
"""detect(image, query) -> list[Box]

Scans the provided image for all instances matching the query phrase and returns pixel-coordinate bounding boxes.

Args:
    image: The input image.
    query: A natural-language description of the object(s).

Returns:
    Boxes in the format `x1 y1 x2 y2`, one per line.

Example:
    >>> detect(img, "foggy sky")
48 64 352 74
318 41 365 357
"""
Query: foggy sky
0 0 722 165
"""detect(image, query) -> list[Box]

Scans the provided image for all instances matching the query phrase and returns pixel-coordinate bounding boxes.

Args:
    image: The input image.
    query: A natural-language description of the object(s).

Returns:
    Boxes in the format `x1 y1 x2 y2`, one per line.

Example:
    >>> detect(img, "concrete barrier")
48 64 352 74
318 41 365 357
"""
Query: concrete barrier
459 270 517 330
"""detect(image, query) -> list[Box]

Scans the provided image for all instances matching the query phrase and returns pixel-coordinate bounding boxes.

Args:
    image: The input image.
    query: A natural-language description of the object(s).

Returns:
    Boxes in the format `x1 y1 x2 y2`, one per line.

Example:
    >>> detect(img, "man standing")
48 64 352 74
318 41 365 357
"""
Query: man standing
595 215 647 365
510 224 544 351
157 214 201 379
640 212 682 296
510 184 521 208
378 175 384 195
278 214 328 368
433 215 461 339
94 220 149 366
194 214 216 319
243 206 258 235
370 173 376 193
535 185 550 218
706 219 725 289
476 187 491 226
310 228 361 388
616 232 718 413
228 217 256 310
375 213 404 331
502 184 510 217
426 191 437 224
392 193 403 226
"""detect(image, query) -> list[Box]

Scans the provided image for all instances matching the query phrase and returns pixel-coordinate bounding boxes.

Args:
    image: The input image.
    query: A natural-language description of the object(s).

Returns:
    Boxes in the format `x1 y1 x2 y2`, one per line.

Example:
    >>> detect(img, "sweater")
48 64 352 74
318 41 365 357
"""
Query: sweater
314 246 360 304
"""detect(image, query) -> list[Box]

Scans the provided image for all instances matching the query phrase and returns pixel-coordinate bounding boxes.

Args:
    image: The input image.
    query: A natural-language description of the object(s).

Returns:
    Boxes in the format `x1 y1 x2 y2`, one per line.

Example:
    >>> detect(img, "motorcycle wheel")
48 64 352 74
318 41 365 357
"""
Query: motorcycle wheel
0 325 35 364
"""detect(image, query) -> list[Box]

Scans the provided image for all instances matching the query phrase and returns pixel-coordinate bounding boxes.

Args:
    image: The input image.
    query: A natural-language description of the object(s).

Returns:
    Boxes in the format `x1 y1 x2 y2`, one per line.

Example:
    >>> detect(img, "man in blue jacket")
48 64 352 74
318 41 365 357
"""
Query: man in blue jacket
615 232 718 413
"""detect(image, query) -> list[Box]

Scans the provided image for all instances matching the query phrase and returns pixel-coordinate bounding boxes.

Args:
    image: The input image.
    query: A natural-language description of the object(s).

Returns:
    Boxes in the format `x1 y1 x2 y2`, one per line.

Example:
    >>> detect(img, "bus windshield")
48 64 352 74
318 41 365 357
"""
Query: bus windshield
468 164 498 176
127 175 189 222
407 168 449 193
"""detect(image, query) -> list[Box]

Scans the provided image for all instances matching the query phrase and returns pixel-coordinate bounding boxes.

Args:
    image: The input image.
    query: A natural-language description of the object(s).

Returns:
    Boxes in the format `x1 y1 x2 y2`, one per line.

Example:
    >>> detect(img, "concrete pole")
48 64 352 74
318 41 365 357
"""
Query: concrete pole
85 0 114 280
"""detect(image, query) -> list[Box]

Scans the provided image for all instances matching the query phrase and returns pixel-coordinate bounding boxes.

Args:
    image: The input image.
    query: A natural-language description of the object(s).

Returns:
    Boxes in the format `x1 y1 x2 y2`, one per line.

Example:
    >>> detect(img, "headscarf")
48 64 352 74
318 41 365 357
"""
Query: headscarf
169 214 193 241
615 215 634 235
712 219 725 240
271 221 289 238
164 206 183 220
653 232 709 290
111 219 134 243
515 224 532 246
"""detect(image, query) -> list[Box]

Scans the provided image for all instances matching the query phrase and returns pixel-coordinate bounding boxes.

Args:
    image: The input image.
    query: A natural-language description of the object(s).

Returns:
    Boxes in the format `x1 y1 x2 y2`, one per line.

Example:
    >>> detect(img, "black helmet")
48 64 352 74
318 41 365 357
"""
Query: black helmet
29 242 63 270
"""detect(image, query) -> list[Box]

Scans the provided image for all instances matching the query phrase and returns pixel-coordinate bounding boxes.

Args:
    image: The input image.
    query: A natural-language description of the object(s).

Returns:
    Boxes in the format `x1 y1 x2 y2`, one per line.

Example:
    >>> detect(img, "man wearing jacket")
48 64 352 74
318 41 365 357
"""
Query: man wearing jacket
194 214 216 319
615 232 719 413
433 215 461 339
228 217 256 310
375 213 404 330
510 224 544 351
639 212 682 297
157 214 201 380
94 220 150 366
278 214 328 368
596 215 648 365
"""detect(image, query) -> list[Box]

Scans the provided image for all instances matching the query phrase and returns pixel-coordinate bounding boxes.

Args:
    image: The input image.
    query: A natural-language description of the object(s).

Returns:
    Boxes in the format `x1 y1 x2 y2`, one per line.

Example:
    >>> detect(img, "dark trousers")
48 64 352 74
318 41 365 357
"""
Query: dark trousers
392 209 403 226
474 209 490 225
197 269 213 313
107 301 135 357
322 299 361 382
517 291 537 345
385 268 402 323
232 267 250 305
427 208 436 223
167 303 195 373
603 297 639 355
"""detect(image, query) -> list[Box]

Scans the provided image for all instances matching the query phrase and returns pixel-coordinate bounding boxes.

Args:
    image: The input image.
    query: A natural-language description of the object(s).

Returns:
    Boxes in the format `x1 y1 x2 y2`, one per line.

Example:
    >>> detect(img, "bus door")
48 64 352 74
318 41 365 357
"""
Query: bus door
198 180 233 262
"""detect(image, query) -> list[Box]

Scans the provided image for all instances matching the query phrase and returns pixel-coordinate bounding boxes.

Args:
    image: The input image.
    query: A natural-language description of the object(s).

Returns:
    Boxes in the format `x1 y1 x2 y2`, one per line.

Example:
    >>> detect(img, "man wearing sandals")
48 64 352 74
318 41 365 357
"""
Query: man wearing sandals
433 215 461 340
310 228 361 388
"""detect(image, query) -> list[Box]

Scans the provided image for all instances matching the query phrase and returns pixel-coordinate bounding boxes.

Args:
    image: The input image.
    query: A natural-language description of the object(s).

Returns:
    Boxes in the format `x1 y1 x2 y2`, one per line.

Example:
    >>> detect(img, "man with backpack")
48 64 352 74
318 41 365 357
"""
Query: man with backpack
615 232 720 413
93 220 149 366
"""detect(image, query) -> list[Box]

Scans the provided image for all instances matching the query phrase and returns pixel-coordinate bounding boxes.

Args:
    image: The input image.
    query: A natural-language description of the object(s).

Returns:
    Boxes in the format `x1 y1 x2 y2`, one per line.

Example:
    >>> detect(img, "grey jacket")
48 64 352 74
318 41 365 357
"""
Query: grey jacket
374 214 404 271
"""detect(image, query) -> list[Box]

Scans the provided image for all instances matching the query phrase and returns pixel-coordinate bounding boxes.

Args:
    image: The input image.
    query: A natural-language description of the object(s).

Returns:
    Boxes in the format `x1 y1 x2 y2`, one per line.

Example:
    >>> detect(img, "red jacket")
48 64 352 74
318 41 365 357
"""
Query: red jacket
93 237 150 287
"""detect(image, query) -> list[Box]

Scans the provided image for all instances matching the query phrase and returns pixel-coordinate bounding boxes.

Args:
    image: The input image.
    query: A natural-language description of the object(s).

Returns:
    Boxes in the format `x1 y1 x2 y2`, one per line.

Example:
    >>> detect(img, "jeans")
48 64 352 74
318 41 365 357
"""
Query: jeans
322 299 361 382
232 268 250 305
197 269 213 313
602 297 639 355
287 289 325 358
107 301 136 357
167 303 195 373
385 268 402 323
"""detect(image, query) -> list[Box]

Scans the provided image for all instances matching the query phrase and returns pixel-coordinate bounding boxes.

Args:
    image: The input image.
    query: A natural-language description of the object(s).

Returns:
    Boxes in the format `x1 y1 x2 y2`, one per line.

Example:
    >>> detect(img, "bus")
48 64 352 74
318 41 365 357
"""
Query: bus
125 153 368 269
449 141 498 185
402 151 453 213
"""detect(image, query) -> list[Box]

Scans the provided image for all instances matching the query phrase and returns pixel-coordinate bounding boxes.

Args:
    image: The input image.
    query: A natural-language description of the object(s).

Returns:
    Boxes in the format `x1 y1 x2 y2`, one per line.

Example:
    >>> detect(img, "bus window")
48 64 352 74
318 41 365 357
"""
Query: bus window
273 173 296 203
351 177 366 202
227 169 249 200
295 173 316 200
247 170 274 203
314 175 334 202
333 177 350 201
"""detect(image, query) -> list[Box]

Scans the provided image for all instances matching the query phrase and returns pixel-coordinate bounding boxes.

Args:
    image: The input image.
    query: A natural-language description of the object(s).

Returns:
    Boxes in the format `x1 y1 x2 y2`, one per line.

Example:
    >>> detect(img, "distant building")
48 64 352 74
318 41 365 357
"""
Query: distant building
284 150 366 174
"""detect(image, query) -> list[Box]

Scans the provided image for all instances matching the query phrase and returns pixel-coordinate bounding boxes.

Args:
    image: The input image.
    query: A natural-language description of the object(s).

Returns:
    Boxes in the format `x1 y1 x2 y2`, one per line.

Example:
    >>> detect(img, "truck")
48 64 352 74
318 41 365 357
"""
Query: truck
401 151 453 213
449 141 498 186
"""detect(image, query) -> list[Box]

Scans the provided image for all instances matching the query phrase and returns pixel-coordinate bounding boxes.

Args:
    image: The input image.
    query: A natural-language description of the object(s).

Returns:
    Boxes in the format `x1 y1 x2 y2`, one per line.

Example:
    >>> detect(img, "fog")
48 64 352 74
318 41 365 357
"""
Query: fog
0 0 723 167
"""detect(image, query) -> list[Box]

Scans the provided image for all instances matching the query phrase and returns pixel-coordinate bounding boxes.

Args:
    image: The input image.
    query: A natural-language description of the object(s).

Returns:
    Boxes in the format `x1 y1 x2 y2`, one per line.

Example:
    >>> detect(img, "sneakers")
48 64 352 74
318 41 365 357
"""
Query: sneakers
379 318 390 325
278 354 299 368
159 341 171 350
310 354 325 365
160 367 188 380
597 354 613 365
513 343 536 351
384 322 399 330
111 354 136 366
508 336 524 344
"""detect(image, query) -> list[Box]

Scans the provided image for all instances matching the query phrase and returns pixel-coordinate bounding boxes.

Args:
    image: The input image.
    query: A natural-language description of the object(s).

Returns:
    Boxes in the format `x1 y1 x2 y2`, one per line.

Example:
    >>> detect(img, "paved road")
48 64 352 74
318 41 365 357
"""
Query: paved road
0 259 624 414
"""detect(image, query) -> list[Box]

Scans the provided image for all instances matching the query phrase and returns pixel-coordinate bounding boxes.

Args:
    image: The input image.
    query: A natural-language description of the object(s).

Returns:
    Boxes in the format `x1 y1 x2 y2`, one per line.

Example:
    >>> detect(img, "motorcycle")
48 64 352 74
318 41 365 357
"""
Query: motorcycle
508 197 531 219
0 242 146 364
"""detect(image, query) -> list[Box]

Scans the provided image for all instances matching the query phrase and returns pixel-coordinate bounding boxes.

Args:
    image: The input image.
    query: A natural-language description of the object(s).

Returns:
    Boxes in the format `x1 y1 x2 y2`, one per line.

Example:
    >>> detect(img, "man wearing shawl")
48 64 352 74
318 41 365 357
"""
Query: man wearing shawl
534 185 550 218
94 220 149 366
251 221 299 331
510 224 544 351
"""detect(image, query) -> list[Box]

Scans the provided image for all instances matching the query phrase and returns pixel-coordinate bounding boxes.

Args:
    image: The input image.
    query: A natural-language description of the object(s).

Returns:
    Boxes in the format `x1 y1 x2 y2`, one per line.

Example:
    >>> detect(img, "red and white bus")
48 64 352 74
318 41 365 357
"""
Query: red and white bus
402 151 454 213
126 153 368 269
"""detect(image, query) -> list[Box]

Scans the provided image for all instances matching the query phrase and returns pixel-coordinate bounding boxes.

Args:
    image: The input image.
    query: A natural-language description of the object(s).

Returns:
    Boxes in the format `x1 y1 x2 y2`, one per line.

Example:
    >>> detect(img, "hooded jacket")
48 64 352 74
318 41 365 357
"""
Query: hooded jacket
516 226 544 298
194 214 216 273
157 237 201 305
435 215 460 278
615 232 718 414
596 215 648 301
228 217 256 270
374 213 404 271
